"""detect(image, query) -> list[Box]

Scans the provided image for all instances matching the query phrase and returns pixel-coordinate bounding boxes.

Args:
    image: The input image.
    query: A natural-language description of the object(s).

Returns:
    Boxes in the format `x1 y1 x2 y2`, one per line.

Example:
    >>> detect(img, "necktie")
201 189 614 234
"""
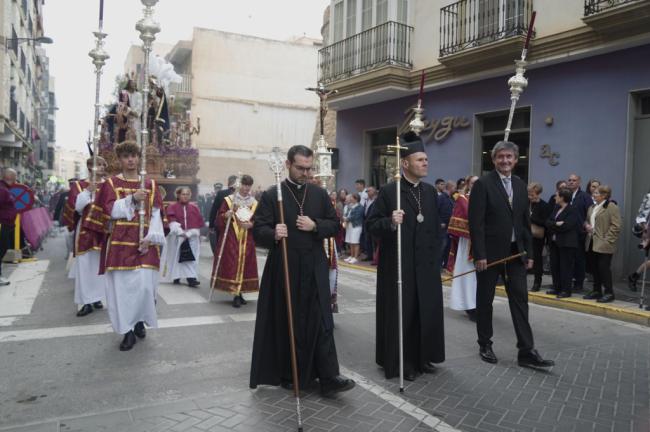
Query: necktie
503 177 513 203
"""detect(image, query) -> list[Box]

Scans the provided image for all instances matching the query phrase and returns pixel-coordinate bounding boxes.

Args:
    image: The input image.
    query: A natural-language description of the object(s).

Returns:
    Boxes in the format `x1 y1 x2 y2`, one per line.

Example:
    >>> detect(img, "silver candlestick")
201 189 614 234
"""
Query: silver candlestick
88 1 109 190
135 0 161 242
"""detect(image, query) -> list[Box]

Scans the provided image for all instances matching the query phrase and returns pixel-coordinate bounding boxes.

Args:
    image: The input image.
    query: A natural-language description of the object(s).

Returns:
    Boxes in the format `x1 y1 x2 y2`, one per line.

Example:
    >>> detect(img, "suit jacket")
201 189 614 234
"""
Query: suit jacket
585 201 622 254
571 188 593 228
437 192 454 229
468 170 532 263
545 205 579 249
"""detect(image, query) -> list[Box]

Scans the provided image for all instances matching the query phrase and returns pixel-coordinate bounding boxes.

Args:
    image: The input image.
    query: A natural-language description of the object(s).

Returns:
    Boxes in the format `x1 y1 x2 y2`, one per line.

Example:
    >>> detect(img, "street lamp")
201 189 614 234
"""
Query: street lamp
4 36 53 50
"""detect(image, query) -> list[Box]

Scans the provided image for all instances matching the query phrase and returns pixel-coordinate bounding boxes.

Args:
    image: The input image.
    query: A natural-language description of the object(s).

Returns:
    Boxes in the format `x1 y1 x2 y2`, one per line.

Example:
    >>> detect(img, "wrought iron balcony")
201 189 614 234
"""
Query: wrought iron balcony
169 73 192 96
318 21 413 83
440 0 534 57
584 0 642 16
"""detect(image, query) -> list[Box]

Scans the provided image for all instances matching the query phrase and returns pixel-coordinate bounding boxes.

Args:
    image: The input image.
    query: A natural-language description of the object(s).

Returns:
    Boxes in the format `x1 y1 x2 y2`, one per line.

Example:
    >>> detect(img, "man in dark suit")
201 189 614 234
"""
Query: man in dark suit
468 141 554 369
208 175 237 253
566 174 593 291
437 180 455 268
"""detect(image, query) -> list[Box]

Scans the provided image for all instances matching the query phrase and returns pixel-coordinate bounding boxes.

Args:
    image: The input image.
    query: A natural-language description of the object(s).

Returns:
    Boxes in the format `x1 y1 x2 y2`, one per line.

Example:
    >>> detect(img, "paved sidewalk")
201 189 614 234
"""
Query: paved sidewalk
340 262 650 327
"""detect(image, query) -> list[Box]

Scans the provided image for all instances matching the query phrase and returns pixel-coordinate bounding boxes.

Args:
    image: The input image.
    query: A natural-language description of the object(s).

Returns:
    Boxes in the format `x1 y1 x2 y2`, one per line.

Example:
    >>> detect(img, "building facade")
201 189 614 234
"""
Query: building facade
0 0 53 184
320 0 650 276
165 29 321 193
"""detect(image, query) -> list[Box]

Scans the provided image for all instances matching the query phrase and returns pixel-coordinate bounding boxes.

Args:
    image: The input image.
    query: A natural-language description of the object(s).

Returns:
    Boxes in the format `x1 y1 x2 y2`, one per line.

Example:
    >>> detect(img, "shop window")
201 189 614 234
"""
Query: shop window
478 107 530 182
641 95 650 116
368 127 398 188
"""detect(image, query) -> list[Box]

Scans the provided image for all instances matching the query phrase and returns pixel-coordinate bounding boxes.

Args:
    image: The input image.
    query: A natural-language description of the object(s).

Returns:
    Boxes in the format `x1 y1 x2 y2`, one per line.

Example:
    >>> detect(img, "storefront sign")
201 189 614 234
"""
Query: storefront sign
540 144 560 166
398 107 470 143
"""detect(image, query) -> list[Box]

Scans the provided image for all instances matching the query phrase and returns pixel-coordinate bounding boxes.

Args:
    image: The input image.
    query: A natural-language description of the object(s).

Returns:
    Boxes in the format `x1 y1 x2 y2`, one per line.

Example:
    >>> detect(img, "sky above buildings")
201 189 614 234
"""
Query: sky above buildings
44 0 329 153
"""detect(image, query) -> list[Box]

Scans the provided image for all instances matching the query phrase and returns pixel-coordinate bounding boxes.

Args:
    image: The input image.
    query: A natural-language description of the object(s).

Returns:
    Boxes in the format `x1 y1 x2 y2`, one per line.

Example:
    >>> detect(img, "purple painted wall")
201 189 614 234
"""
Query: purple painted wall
336 43 650 210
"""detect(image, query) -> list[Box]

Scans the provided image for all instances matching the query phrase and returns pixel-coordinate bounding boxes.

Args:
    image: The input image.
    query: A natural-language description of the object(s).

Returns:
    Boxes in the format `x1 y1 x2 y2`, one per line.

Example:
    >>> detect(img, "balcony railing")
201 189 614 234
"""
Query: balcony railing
318 21 414 83
169 73 192 96
584 0 641 16
440 0 534 57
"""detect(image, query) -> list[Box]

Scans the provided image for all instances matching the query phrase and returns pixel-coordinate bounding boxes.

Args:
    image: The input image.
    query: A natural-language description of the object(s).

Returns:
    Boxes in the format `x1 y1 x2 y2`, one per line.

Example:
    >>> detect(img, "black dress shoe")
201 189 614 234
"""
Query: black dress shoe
187 278 200 288
546 289 558 296
76 304 93 317
465 309 477 322
518 349 555 368
320 376 355 397
238 294 247 305
479 346 498 364
404 370 419 381
173 279 181 285
531 282 541 292
556 291 571 299
92 301 103 309
596 294 615 303
232 295 242 308
119 331 136 351
134 321 146 339
422 362 437 374
582 291 602 300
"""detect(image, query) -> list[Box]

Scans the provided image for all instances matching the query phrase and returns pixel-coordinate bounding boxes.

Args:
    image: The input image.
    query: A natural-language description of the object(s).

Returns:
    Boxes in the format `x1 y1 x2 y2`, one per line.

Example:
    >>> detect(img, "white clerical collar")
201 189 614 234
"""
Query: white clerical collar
402 173 420 187
286 177 305 190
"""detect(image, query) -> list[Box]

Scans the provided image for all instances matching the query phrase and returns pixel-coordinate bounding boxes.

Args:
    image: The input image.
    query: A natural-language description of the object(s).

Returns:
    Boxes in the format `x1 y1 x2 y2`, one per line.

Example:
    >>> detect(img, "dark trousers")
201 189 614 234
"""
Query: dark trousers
440 232 451 268
573 233 586 287
209 230 218 254
0 224 14 276
532 237 545 283
476 243 534 353
587 244 613 295
550 242 576 293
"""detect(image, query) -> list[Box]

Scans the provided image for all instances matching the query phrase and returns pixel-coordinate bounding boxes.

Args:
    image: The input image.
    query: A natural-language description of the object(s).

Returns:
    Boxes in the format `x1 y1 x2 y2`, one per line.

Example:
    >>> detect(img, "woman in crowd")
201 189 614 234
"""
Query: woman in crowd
447 175 478 321
548 180 567 208
587 179 601 204
528 182 552 292
342 193 364 264
583 185 621 303
546 188 579 298
161 187 204 287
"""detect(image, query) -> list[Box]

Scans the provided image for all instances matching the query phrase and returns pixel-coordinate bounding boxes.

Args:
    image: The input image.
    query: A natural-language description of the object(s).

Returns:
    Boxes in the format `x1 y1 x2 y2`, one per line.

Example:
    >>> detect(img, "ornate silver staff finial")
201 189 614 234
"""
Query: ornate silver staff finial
88 0 109 190
269 147 285 199
135 0 161 243
409 71 426 136
504 11 536 142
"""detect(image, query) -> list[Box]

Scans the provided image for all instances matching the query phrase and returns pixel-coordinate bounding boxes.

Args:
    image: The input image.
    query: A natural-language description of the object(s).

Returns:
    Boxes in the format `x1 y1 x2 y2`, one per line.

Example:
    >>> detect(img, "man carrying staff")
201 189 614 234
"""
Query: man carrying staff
367 131 445 381
83 141 166 351
64 156 108 317
249 145 354 396
468 141 554 368
212 174 259 308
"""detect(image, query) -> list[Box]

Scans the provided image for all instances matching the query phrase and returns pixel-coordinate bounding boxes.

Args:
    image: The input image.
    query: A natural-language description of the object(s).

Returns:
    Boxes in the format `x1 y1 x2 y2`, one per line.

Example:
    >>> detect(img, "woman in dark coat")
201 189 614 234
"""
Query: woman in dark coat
545 188 579 298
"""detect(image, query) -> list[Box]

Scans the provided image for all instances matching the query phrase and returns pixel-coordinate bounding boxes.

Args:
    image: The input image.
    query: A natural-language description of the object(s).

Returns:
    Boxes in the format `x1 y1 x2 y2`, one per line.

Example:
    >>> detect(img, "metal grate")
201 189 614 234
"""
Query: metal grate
318 21 414 83
440 0 534 57
584 0 641 16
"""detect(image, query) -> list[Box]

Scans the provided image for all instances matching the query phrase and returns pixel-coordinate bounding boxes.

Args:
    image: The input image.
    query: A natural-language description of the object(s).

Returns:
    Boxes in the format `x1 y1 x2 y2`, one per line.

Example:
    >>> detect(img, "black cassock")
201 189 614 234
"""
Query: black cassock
367 178 445 378
250 181 340 389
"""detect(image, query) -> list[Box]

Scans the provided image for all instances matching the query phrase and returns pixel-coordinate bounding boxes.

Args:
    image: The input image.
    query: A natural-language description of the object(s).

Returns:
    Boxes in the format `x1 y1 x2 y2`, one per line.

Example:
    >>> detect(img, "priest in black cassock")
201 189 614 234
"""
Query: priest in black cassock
367 132 445 381
250 145 355 397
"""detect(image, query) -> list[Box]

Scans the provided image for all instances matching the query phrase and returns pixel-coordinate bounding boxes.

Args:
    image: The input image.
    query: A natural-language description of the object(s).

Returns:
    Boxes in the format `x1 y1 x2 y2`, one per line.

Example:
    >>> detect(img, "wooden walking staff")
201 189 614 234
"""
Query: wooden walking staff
387 136 406 393
268 147 303 432
209 173 242 302
135 0 161 243
88 0 109 193
441 252 527 283
504 11 536 141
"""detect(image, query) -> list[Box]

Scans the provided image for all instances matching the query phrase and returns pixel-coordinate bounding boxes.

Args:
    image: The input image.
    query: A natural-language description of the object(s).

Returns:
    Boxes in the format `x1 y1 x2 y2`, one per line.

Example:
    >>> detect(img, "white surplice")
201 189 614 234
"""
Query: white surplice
450 237 477 311
105 195 165 335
